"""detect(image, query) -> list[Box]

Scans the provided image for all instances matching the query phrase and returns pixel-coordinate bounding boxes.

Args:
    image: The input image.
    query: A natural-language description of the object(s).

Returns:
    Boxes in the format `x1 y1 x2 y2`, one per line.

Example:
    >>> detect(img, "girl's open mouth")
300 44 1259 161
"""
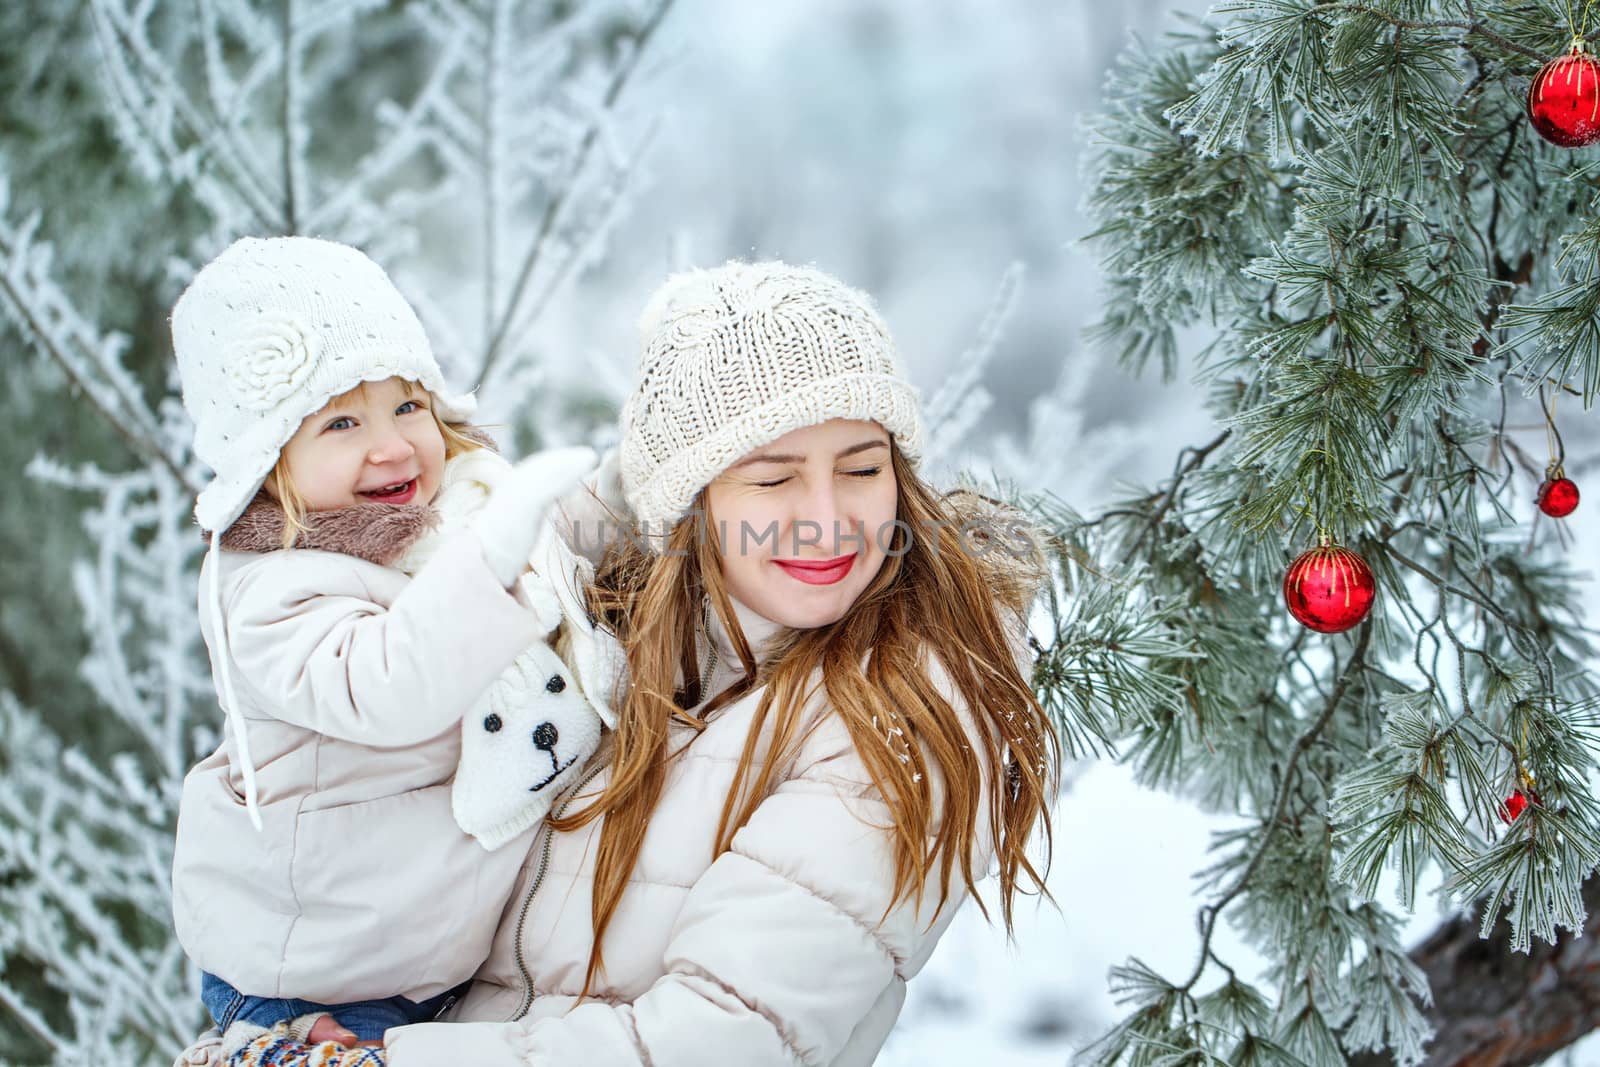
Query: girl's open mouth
360 478 419 504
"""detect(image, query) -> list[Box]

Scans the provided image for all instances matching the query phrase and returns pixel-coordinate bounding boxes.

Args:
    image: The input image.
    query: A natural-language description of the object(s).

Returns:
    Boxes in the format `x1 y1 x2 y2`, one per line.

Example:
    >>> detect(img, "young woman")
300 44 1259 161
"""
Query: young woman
376 260 1062 1066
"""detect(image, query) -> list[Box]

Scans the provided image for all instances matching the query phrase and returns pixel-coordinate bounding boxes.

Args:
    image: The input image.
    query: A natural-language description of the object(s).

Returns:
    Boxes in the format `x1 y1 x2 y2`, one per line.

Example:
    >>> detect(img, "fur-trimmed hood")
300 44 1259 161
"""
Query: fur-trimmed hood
941 486 1051 614
217 494 440 567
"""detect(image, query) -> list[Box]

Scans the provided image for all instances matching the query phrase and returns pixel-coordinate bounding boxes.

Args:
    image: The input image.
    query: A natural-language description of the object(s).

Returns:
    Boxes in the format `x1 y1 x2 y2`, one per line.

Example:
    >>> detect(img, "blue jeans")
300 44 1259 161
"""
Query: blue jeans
200 972 468 1042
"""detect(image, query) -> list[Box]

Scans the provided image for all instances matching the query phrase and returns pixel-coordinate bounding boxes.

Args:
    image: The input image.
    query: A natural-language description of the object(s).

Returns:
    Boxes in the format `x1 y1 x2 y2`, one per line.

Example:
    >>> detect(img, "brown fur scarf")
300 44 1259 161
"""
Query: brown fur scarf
217 496 440 567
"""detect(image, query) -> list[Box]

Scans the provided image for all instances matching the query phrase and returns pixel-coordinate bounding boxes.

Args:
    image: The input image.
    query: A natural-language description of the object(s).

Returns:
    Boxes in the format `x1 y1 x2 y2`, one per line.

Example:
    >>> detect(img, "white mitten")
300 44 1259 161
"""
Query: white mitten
391 449 511 575
468 446 597 588
452 642 603 850
551 445 628 564
532 526 625 728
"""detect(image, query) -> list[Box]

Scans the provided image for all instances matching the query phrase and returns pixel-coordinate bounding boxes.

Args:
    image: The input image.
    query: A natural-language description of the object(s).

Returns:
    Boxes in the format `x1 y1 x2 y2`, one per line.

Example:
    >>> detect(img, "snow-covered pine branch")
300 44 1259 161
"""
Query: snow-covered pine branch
1078 1 1600 1062
396 0 675 400
0 177 190 487
0 456 211 1061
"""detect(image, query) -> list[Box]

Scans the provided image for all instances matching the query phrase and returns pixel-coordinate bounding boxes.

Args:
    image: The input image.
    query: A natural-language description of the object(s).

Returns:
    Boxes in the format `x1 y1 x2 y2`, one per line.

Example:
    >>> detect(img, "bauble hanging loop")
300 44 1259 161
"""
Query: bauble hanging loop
1283 537 1376 634
1528 45 1600 148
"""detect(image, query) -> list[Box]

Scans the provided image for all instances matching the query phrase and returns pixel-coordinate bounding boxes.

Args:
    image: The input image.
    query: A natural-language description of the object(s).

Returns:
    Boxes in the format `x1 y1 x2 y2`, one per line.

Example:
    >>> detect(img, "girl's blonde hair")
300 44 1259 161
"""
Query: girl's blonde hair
561 442 1059 996
264 379 483 549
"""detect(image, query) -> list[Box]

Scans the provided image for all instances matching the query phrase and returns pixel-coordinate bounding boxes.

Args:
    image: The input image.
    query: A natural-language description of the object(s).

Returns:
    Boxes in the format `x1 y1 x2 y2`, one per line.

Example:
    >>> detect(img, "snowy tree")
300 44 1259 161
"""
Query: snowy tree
1067 1 1600 1063
0 1 668 1060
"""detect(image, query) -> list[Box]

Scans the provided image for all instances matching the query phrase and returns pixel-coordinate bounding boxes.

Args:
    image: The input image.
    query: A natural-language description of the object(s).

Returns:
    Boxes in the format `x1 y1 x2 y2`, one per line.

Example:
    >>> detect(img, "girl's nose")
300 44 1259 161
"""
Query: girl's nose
367 430 416 465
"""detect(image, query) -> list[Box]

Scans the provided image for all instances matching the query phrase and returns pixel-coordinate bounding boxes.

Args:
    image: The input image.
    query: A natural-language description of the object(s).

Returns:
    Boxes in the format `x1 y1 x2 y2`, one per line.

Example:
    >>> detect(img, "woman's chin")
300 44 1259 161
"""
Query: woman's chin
745 585 853 631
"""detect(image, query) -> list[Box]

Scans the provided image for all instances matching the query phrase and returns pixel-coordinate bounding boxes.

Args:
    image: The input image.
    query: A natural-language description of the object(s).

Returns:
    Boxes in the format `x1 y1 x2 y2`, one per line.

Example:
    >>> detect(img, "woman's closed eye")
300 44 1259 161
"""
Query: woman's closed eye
752 470 883 489
752 467 882 488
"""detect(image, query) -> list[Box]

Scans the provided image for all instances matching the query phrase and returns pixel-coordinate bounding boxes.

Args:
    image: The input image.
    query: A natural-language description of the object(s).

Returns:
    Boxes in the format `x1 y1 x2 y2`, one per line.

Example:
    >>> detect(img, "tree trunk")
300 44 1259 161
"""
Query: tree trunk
1349 876 1600 1067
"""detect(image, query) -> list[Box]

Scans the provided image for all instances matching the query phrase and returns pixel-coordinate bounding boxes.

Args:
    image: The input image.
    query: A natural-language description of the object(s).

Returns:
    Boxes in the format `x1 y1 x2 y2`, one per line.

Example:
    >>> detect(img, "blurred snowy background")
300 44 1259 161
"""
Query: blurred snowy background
2 0 1597 1063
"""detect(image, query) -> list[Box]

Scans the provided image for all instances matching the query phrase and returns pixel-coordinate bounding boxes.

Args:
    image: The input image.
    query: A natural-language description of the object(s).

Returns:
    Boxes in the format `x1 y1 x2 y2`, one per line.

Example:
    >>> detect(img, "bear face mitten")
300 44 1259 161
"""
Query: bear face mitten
451 491 619 849
450 638 603 850
383 446 616 850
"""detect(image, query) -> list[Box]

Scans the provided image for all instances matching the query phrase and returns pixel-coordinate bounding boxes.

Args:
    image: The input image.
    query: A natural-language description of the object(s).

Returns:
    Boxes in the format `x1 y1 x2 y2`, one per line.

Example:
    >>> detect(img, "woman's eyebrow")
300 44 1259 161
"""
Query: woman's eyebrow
731 439 889 469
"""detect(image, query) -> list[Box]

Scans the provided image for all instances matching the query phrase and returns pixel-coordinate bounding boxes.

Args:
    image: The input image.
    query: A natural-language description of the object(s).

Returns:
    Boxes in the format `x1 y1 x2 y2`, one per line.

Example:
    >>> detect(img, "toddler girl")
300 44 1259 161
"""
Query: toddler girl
168 236 596 1062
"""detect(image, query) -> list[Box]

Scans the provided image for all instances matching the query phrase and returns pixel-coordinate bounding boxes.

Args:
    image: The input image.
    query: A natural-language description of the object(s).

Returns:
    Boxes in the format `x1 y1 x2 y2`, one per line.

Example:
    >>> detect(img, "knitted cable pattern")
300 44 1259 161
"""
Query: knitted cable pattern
619 261 925 548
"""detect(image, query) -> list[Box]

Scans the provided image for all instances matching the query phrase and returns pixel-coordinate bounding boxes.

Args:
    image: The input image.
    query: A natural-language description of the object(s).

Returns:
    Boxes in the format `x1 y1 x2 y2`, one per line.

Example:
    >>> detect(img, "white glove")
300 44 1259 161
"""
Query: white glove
469 446 597 588
588 445 627 518
452 641 604 850
550 445 629 565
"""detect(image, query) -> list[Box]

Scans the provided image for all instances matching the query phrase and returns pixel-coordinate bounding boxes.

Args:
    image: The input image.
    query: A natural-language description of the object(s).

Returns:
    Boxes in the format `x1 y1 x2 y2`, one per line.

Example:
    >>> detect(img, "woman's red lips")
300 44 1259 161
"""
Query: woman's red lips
774 554 856 586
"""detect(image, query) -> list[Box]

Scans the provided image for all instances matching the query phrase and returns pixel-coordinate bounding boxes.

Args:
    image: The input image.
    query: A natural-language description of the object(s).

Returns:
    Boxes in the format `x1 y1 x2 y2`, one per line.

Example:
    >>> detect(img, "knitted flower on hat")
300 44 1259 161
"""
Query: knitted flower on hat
619 261 924 548
222 314 323 411
171 236 476 535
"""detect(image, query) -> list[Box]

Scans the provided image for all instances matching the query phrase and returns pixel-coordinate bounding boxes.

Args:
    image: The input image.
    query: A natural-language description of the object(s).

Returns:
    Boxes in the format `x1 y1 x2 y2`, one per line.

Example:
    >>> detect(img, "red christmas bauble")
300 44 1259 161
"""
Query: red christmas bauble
1528 50 1600 147
1537 476 1581 517
1500 788 1539 823
1283 543 1376 633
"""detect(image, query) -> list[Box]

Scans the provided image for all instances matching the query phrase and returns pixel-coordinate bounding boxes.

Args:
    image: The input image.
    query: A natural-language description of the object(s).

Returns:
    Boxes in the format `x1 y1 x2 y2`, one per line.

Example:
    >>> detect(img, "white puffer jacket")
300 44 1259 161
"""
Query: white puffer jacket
384 585 1035 1067
172 522 544 1004
172 448 617 1006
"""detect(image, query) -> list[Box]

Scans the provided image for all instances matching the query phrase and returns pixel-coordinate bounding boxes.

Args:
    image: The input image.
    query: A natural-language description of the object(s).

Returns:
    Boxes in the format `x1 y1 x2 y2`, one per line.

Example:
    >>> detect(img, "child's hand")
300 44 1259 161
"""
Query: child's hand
469 446 597 588
230 1021 387 1064
306 1015 360 1047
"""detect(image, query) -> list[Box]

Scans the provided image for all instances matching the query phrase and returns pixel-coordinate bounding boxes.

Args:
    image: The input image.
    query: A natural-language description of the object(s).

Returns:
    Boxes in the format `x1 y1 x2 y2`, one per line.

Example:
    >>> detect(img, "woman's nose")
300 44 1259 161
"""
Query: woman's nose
793 480 849 552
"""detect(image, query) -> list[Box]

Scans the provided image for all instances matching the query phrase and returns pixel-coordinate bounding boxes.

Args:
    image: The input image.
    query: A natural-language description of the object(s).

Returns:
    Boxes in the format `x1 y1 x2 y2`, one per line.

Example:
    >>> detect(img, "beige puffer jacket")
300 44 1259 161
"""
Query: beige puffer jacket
171 501 548 1005
384 494 1046 1066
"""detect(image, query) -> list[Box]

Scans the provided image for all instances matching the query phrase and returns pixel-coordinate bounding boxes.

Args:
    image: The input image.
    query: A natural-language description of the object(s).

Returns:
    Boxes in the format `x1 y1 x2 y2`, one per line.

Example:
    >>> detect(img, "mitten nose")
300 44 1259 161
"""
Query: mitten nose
532 721 559 752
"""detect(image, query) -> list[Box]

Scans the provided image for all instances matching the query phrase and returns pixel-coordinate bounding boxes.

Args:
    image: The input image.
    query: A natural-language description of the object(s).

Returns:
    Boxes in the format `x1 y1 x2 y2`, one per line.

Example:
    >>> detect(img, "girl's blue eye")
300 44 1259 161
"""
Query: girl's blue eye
397 399 425 415
326 416 356 432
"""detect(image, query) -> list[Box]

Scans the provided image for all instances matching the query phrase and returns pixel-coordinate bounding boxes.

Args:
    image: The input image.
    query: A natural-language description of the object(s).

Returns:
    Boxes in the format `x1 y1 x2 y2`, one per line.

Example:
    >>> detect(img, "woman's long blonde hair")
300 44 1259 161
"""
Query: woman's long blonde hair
558 442 1060 995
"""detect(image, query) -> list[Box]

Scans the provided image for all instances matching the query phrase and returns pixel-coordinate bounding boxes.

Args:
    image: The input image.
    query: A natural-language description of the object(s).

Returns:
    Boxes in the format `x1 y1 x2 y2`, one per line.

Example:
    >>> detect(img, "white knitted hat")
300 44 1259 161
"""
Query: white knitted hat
172 236 476 535
620 261 924 547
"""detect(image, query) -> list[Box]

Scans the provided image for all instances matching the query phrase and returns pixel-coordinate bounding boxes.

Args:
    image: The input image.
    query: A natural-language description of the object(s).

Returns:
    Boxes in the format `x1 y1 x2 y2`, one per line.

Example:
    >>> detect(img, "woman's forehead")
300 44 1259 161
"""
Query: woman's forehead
732 419 889 465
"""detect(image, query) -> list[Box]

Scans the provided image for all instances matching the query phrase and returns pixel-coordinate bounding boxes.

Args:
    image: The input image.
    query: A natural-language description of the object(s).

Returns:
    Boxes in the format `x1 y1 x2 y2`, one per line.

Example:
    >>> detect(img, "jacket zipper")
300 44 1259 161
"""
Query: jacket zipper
510 763 607 1022
699 629 719 699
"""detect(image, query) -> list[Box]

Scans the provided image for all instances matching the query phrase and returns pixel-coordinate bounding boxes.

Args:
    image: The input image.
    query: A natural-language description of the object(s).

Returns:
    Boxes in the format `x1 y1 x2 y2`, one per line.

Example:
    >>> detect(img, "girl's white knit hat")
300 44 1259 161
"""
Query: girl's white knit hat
619 261 924 546
171 236 476 535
